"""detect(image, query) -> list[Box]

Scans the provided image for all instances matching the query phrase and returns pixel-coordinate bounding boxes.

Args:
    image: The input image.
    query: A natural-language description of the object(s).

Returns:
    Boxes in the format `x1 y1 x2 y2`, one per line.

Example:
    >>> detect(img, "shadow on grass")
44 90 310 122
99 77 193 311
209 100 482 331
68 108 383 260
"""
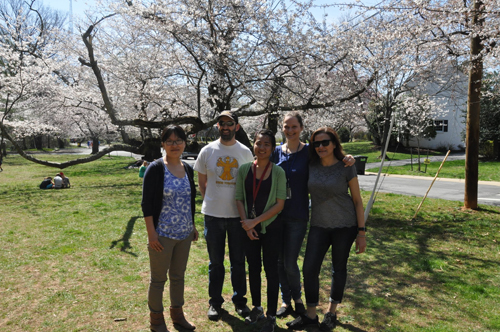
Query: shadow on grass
336 322 369 332
218 309 289 331
477 206 500 215
110 216 141 257
314 215 499 330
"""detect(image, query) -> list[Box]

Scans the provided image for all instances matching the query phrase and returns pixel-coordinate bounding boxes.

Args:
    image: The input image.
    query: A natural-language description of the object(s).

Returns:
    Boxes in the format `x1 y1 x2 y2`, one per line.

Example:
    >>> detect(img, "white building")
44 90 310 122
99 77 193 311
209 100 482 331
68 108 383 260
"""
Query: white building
408 65 467 151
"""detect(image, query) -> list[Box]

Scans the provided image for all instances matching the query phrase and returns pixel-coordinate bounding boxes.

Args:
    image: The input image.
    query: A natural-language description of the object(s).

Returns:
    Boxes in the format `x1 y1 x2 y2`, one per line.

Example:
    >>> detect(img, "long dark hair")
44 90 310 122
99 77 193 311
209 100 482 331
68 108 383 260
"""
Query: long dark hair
309 127 345 164
254 129 276 148
161 125 187 142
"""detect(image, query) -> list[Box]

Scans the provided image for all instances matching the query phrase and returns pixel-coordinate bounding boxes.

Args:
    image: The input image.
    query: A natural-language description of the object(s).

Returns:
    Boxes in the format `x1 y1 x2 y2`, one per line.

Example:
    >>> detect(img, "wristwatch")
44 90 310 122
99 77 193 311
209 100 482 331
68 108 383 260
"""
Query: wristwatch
357 227 367 232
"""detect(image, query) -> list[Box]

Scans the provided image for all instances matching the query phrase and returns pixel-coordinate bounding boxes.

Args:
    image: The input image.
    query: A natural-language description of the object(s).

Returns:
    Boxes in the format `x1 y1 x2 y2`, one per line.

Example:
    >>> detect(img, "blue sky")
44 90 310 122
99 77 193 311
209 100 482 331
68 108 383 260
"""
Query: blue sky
41 0 379 21
42 0 92 17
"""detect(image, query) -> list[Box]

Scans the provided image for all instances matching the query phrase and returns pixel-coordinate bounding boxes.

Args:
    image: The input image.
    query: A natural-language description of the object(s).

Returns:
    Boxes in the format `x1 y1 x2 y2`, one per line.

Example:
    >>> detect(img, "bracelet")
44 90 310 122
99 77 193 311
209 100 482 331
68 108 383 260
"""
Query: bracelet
357 234 366 238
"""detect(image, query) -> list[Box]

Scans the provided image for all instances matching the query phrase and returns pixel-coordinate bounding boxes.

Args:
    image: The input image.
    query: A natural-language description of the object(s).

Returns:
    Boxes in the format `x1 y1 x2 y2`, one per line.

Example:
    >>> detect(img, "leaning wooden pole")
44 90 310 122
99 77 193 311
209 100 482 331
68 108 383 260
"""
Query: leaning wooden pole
364 115 395 222
412 150 451 220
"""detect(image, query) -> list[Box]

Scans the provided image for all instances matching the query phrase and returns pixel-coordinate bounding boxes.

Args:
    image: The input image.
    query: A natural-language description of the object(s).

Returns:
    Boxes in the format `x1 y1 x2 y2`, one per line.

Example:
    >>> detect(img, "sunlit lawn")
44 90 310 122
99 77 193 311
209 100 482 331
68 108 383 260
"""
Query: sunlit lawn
0 154 499 332
367 159 500 182
342 141 445 165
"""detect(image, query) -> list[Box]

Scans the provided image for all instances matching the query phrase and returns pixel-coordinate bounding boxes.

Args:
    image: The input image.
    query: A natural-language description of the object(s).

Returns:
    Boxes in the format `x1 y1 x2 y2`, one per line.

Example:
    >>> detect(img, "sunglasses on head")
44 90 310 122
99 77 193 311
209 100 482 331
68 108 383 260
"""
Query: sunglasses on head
218 121 235 127
312 139 332 148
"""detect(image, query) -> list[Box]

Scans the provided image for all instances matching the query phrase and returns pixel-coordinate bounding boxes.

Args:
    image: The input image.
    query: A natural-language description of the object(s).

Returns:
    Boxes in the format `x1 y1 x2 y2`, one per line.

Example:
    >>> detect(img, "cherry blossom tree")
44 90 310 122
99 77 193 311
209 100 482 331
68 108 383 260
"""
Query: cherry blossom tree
0 0 66 153
356 0 499 209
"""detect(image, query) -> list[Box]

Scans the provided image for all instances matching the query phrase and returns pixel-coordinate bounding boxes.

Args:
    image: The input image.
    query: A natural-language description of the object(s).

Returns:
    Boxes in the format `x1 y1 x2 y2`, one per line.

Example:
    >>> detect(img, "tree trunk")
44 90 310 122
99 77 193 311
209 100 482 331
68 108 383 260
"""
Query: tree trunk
34 135 43 150
267 110 279 135
57 138 65 149
235 126 252 151
91 137 100 155
464 0 484 210
494 138 500 161
142 138 162 161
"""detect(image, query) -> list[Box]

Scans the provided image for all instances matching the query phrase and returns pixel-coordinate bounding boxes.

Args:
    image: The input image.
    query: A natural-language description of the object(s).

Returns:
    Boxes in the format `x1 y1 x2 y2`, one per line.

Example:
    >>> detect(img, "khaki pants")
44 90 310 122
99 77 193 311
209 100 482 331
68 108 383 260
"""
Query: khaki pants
148 231 194 313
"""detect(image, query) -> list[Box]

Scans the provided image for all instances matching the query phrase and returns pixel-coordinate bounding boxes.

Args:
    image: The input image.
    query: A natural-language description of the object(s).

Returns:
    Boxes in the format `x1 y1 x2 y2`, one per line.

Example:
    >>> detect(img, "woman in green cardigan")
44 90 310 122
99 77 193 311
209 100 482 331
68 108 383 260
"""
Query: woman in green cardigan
236 129 287 332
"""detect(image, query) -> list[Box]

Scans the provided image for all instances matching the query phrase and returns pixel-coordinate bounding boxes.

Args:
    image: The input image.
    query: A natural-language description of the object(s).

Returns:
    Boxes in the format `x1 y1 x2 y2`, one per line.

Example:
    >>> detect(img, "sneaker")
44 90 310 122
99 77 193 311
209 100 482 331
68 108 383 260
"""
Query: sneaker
286 314 319 330
319 312 337 331
235 304 251 318
207 304 222 321
276 305 294 318
294 302 306 315
260 315 276 332
245 306 264 325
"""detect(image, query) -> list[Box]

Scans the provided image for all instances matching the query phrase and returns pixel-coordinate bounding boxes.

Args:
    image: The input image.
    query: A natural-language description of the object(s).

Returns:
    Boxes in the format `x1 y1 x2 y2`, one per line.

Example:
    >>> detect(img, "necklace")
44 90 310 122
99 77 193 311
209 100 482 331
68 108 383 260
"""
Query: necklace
248 160 271 219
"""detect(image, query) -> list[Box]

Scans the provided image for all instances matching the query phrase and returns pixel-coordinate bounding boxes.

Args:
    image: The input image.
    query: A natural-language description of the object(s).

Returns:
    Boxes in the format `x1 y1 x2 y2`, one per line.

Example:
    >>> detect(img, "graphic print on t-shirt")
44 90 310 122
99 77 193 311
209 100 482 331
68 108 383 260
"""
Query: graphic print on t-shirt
216 156 239 186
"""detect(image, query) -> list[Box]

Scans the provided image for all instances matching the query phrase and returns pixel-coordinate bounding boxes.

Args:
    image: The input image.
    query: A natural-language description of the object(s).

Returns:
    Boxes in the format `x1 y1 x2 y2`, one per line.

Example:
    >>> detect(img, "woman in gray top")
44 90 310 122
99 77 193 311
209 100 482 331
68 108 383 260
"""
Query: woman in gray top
287 127 366 331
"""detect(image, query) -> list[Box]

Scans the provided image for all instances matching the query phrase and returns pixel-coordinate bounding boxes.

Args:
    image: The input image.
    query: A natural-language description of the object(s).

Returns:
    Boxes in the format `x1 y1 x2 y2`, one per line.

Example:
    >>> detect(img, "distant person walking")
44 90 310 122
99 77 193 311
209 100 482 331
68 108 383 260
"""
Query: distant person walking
141 125 198 332
139 161 149 178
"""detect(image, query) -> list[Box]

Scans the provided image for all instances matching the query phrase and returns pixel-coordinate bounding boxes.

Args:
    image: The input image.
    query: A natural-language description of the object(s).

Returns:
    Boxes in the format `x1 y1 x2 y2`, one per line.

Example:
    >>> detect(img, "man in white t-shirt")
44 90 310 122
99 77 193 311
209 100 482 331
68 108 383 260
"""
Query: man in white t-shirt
194 111 253 321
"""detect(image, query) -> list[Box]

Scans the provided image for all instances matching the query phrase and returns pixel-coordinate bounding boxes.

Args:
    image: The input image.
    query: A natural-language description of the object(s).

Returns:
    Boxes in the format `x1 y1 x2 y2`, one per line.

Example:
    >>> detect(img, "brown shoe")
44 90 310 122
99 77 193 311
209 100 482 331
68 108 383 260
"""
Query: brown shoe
150 312 168 332
170 306 196 330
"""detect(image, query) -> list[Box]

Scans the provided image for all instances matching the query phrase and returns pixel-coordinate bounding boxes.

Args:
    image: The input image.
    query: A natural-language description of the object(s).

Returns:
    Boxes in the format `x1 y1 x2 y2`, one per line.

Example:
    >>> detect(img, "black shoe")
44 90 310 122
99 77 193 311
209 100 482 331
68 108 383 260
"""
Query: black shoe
260 315 276 332
294 302 306 315
276 305 294 318
286 314 319 330
207 304 222 321
319 312 337 331
235 304 251 318
245 306 264 325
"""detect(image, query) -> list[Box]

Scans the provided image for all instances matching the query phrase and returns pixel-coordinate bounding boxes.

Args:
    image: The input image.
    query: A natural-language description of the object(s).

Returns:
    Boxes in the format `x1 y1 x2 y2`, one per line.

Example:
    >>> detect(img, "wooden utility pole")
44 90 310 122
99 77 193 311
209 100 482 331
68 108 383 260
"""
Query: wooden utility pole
464 0 484 210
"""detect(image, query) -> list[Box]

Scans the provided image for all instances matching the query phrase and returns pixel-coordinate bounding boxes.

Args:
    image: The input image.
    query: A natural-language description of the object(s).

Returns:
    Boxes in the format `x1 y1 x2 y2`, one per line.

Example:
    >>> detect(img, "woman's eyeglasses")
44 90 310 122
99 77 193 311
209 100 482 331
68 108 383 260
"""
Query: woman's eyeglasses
165 139 184 146
312 139 332 148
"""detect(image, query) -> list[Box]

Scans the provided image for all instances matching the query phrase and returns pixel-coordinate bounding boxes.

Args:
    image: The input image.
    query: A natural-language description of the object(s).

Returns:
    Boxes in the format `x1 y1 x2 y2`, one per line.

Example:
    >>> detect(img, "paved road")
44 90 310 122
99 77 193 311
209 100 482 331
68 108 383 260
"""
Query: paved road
364 151 466 170
358 173 500 207
359 151 500 207
40 146 500 206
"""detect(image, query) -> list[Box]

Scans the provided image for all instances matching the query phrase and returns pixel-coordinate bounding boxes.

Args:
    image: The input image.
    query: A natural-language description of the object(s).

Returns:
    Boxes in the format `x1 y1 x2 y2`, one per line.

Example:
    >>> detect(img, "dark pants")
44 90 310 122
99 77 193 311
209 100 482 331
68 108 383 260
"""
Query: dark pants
278 218 307 305
245 219 283 316
303 226 357 306
204 215 248 307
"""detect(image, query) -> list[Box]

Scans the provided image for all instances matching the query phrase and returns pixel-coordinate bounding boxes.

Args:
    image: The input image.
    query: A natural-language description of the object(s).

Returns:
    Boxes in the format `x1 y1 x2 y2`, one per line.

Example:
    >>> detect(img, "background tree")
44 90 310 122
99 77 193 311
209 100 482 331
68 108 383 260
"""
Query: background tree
1 0 374 167
361 0 499 209
478 72 500 160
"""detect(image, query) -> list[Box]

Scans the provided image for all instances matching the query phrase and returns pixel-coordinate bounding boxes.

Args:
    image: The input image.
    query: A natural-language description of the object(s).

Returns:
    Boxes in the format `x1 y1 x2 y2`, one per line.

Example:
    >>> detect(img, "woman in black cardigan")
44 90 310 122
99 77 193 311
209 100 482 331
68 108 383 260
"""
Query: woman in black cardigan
141 125 198 332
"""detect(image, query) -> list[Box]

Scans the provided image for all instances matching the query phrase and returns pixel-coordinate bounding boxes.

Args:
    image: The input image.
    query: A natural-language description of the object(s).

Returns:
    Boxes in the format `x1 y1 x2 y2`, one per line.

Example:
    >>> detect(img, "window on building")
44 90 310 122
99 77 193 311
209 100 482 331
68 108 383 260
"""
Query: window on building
434 120 448 132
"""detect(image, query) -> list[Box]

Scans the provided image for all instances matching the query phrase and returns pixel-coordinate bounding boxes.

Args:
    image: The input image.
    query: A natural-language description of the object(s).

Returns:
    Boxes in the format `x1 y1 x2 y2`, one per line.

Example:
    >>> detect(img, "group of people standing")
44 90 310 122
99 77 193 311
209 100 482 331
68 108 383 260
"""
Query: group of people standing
141 111 366 332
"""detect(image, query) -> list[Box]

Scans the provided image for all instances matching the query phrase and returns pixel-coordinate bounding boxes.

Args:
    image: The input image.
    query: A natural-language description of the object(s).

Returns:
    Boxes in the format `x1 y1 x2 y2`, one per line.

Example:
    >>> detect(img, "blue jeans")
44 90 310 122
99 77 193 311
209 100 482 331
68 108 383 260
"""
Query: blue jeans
204 215 247 307
303 226 357 306
245 219 283 316
277 217 307 305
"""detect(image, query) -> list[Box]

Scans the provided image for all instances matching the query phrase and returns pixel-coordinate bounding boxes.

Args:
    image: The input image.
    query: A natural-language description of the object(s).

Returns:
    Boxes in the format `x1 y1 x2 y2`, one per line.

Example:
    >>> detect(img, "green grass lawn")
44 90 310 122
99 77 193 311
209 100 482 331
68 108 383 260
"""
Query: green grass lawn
342 141 445 165
367 159 500 182
1 155 499 332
